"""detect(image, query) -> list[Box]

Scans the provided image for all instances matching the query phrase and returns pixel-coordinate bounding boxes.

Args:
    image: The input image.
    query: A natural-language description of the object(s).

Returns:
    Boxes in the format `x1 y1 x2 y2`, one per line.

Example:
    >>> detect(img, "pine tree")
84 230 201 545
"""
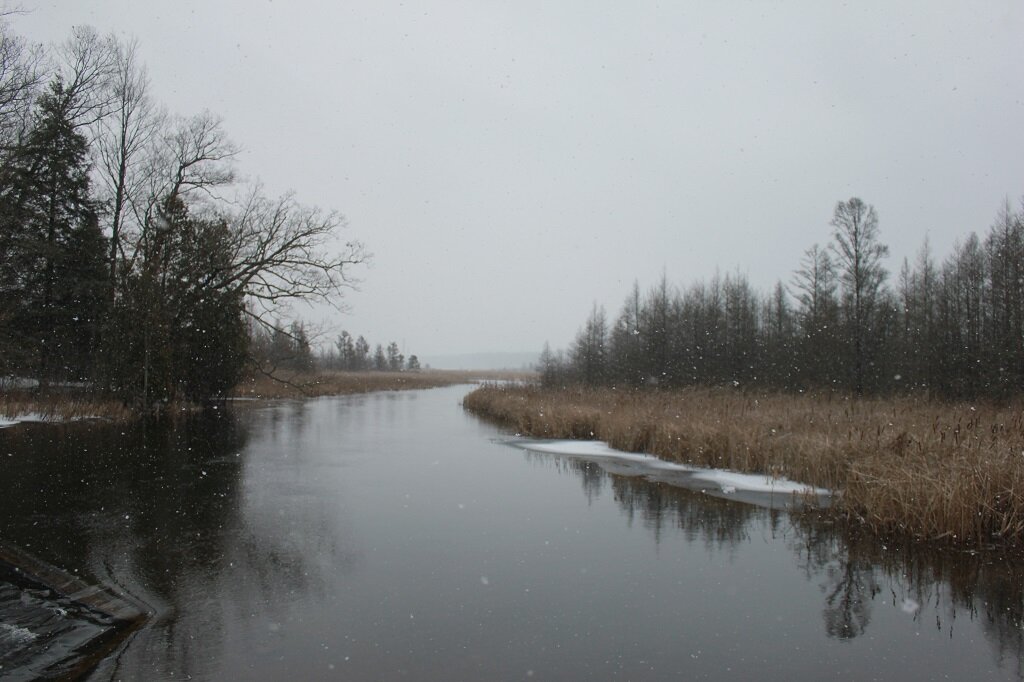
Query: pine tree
0 79 108 382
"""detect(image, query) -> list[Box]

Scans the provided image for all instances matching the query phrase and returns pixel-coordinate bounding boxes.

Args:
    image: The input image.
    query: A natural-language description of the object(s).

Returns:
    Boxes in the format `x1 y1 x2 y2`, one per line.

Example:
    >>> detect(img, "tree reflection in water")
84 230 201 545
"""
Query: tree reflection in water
0 409 352 679
3 409 1024 680
526 446 1024 666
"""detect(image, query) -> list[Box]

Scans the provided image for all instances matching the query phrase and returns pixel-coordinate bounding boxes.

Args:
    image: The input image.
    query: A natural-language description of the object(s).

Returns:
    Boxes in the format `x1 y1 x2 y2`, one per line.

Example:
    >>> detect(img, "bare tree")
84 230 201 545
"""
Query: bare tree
791 244 836 325
570 303 607 385
0 14 43 156
52 26 117 130
830 198 889 393
985 198 1024 392
95 35 163 290
790 243 840 385
122 111 237 278
219 186 368 325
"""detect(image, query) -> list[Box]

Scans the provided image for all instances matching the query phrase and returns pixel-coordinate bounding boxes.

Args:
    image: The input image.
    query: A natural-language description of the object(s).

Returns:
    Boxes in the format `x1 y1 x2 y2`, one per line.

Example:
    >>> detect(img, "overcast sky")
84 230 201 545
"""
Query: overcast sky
12 1 1024 360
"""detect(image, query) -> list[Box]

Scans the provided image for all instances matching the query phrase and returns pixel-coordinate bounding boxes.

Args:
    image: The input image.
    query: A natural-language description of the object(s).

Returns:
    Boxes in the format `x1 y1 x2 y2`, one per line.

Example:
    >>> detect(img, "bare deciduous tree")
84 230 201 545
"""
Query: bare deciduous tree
830 197 889 393
95 35 163 289
221 186 369 324
53 26 117 130
0 14 43 156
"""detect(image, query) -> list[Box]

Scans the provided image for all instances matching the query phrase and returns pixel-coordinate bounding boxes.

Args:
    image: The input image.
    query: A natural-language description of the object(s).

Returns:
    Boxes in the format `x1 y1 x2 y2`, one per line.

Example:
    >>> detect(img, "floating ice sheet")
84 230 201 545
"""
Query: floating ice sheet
511 439 831 509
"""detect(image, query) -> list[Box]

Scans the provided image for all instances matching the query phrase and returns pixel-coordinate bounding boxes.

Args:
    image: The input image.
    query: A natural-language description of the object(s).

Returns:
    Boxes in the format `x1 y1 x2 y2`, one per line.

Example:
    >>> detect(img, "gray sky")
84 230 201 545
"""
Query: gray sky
13 1 1024 359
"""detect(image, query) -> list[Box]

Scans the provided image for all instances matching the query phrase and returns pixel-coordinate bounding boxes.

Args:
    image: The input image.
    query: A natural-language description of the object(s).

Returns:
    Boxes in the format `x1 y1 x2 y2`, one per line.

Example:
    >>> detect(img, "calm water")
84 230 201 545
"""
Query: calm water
1 384 1022 680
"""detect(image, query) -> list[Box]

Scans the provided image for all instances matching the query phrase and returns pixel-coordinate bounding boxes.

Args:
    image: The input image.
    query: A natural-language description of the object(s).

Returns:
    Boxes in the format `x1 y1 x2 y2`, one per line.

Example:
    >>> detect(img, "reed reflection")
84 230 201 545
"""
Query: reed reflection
527 445 1024 666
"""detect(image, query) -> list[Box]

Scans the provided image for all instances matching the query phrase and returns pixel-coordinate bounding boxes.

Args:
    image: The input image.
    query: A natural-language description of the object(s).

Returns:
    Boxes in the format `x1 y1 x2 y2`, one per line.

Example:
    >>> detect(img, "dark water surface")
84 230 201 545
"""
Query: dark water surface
1 385 1022 680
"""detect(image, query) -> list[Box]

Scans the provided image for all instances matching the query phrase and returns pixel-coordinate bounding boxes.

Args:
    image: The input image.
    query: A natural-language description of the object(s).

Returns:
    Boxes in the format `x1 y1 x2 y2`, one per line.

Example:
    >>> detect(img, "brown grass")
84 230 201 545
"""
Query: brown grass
462 383 1024 548
0 391 132 424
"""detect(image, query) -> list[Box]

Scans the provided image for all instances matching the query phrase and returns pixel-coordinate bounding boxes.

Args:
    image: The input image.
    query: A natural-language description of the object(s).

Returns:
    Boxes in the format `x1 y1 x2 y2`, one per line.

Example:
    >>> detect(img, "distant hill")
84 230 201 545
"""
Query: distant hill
422 351 539 371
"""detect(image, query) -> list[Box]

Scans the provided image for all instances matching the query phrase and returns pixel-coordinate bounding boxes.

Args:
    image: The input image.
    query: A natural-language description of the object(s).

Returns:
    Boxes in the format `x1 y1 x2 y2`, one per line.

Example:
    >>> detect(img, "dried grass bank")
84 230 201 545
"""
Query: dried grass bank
0 392 132 425
462 383 1024 548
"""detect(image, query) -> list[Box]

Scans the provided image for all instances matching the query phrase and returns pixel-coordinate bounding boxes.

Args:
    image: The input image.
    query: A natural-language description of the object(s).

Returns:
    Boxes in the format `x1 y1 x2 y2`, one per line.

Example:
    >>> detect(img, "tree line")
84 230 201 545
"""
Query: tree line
249 323 421 373
0 21 367 406
546 196 1024 399
327 331 420 372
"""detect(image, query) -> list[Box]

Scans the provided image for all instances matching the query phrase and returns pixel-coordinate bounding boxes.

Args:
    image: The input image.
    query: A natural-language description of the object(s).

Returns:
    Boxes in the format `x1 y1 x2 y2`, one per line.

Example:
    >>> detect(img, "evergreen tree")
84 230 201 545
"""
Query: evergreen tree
337 331 355 370
570 304 608 385
0 79 108 382
290 321 313 371
112 196 247 403
354 335 370 370
386 341 402 371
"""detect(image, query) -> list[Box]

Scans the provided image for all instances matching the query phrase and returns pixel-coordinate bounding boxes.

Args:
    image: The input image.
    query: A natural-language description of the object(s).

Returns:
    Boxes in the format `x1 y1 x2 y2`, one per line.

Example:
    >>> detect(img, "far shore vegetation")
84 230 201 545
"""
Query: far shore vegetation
232 368 532 400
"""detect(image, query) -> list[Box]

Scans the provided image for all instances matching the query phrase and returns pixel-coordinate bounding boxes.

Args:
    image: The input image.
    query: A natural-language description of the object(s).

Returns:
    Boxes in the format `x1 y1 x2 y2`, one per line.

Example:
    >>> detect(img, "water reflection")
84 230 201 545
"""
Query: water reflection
523 445 1024 668
0 410 347 679
1 388 1023 680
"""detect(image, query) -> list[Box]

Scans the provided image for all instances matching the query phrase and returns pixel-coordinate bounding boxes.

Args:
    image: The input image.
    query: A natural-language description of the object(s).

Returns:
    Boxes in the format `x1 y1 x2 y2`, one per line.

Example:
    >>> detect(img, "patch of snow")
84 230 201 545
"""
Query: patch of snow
513 439 831 507
0 412 97 428
0 413 48 428
690 469 828 495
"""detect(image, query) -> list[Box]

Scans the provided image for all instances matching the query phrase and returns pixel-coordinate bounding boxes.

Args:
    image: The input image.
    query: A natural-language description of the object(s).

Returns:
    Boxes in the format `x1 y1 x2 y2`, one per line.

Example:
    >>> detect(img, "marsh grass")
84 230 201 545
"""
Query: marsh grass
463 383 1024 548
0 391 131 424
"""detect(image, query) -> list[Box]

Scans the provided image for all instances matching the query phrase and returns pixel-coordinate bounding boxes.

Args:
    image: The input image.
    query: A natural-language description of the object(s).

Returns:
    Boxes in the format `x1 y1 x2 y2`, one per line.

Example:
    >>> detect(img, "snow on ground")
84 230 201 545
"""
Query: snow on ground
513 439 831 509
0 413 44 429
0 413 89 429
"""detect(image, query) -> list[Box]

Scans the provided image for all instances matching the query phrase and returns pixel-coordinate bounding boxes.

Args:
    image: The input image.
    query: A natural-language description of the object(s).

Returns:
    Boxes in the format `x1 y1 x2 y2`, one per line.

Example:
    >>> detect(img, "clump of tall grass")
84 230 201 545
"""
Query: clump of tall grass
463 383 1024 548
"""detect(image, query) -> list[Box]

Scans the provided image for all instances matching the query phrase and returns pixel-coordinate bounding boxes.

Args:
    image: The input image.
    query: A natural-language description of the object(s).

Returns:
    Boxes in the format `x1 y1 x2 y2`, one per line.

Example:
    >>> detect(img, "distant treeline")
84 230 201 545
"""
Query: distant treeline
327 331 420 372
547 196 1024 399
0 23 365 405
250 323 421 373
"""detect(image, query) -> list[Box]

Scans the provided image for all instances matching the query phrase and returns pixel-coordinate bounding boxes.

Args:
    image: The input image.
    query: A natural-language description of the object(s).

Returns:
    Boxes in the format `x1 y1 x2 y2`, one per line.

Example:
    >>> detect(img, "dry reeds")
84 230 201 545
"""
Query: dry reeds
463 383 1024 548
0 391 131 425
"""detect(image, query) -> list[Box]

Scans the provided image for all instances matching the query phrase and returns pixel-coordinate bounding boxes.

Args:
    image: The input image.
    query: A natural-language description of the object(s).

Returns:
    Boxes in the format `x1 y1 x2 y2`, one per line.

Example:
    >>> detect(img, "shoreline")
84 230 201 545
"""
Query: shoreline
462 382 1024 550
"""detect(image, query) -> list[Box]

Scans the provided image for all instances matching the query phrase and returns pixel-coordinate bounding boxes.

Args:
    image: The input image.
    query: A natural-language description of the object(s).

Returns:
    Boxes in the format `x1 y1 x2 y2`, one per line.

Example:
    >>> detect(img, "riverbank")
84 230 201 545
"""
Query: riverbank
462 383 1024 548
0 370 533 427
0 393 131 428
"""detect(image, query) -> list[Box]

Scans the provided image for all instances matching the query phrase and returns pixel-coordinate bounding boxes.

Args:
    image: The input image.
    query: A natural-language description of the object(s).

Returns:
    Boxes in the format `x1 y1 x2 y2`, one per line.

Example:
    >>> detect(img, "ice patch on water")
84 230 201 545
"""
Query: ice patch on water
513 439 831 507
0 414 45 428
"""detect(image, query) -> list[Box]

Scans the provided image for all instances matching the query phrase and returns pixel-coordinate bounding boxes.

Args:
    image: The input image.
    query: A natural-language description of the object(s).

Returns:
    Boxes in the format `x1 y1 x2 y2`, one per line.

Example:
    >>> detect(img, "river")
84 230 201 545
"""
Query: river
1 384 1022 680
